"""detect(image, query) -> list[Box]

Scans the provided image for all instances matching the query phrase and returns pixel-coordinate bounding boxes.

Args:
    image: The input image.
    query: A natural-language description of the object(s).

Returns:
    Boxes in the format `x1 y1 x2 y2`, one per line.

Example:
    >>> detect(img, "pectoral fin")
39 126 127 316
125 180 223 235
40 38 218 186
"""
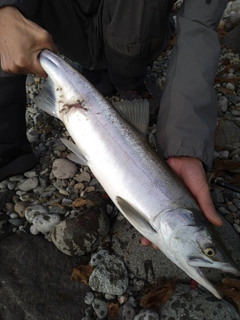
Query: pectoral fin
116 196 159 245
61 138 88 166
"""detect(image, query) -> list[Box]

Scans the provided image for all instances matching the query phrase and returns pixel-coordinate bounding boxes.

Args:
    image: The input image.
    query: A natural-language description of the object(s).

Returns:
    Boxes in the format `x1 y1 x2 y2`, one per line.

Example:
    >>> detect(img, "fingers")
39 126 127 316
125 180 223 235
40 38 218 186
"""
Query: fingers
194 182 223 226
141 237 159 249
167 157 223 227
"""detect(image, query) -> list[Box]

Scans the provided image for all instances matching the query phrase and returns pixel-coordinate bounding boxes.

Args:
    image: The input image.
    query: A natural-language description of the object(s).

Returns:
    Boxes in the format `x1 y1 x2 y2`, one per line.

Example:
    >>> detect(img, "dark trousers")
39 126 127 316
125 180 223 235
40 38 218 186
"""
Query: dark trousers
0 0 174 145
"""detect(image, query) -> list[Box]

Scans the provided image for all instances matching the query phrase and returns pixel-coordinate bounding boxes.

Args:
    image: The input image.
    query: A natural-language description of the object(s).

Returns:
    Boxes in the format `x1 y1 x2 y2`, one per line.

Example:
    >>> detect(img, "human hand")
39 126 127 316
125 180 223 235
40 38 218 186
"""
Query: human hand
0 6 58 77
141 156 223 248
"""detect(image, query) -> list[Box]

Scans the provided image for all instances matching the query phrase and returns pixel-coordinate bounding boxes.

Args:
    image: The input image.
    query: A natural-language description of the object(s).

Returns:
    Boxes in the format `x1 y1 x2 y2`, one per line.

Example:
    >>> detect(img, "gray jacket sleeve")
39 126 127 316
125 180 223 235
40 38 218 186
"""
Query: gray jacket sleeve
156 0 228 168
0 0 24 13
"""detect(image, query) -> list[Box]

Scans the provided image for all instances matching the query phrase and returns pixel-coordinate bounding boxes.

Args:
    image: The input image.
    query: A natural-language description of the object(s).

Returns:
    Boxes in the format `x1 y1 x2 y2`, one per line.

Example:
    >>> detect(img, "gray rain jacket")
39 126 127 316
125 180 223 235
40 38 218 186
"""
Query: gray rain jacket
0 0 228 168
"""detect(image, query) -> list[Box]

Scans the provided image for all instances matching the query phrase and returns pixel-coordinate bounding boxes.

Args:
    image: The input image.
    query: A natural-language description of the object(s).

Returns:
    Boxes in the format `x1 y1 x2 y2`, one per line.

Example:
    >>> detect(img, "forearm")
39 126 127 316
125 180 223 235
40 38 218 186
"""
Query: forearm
0 0 24 13
156 0 228 168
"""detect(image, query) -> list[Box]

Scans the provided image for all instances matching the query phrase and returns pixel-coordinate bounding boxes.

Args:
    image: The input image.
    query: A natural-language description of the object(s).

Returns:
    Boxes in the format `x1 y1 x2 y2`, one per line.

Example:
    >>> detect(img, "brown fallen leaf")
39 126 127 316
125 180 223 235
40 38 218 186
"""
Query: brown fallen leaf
214 160 240 174
108 303 120 320
139 278 176 308
217 277 240 314
71 264 94 285
72 198 95 207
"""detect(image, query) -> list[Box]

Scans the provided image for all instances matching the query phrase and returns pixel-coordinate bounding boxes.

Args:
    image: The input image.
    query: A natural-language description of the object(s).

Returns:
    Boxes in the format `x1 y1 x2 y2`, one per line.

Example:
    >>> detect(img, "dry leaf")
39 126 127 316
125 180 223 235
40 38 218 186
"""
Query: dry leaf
108 303 120 320
139 278 176 308
71 264 94 285
217 277 240 314
72 198 95 207
214 160 240 174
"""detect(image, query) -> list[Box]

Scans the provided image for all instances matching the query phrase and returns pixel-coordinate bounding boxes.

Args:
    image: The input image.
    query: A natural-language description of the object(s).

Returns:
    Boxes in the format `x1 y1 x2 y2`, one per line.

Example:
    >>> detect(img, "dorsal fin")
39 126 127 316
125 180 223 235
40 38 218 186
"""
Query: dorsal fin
113 99 149 135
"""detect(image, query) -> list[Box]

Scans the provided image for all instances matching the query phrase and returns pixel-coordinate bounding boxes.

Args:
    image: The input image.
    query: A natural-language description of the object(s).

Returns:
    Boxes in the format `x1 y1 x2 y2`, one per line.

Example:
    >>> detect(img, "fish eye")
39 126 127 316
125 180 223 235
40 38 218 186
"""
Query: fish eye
203 244 215 257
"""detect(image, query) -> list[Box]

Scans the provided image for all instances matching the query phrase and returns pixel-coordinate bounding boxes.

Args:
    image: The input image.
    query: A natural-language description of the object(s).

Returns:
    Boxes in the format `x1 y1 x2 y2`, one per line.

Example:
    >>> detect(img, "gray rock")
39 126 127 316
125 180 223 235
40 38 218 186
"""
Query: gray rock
25 205 49 223
159 284 240 320
52 158 78 179
0 233 90 320
84 292 95 305
8 218 25 227
211 190 225 203
89 254 128 295
215 119 240 151
119 302 136 320
18 177 39 192
90 250 109 266
32 213 61 235
92 298 108 320
51 206 109 256
218 96 228 113
134 309 159 320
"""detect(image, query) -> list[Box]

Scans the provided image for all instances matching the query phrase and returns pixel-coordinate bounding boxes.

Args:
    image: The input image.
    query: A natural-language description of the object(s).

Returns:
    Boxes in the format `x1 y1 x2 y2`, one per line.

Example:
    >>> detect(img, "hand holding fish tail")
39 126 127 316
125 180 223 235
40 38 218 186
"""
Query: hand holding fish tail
0 7 57 78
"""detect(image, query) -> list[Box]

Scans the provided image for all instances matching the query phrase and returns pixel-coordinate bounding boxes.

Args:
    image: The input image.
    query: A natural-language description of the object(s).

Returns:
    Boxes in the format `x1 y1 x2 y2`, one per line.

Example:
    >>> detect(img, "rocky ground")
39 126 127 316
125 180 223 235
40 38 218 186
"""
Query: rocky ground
1 2 240 320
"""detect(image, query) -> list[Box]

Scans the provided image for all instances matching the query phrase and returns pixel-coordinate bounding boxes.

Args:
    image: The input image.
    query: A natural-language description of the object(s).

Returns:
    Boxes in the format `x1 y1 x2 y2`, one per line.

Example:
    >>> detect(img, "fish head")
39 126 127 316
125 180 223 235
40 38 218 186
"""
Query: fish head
156 208 240 299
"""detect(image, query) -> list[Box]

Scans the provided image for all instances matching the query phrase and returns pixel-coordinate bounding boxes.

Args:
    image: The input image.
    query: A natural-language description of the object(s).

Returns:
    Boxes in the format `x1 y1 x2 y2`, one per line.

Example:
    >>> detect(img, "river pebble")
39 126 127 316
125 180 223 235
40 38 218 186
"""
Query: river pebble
92 298 108 320
18 177 39 192
25 205 49 223
51 206 110 255
133 309 159 320
32 213 61 235
14 201 30 218
52 158 78 179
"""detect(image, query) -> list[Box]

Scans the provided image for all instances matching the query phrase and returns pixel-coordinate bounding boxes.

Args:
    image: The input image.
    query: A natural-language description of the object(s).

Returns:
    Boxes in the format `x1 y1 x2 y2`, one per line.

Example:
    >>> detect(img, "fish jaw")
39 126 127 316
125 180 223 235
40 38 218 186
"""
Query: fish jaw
150 208 240 299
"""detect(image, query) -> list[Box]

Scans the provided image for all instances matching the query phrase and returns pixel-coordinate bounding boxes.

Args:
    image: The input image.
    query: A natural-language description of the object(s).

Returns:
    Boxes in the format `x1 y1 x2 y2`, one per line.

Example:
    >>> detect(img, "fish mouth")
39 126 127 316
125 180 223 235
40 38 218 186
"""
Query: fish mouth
188 256 240 275
186 258 240 299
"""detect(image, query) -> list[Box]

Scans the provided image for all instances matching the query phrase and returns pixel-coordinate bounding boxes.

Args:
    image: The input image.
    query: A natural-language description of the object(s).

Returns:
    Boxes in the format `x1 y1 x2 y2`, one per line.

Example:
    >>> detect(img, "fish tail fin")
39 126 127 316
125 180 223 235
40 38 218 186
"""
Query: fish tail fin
35 77 61 120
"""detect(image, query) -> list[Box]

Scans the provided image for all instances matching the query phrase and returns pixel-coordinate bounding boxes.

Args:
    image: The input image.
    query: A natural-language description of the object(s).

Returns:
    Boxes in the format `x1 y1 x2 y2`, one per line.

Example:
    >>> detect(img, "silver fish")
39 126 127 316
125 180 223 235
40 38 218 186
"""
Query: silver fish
36 50 240 299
